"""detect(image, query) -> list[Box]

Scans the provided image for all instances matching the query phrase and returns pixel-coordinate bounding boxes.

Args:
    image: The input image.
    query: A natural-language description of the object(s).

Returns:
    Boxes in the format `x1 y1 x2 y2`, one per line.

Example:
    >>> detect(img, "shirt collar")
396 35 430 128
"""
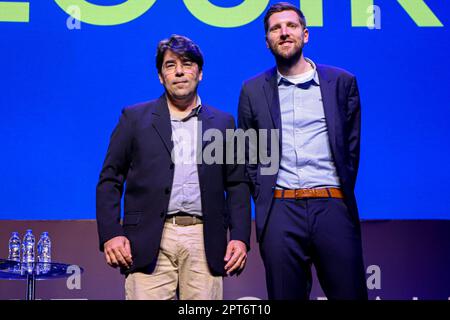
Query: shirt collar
277 57 320 86
171 95 202 122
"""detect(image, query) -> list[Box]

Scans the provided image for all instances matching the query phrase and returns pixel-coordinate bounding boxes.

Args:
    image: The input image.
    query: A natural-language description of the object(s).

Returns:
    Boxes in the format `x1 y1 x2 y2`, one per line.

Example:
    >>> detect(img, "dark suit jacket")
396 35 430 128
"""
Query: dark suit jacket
238 65 361 242
96 95 251 276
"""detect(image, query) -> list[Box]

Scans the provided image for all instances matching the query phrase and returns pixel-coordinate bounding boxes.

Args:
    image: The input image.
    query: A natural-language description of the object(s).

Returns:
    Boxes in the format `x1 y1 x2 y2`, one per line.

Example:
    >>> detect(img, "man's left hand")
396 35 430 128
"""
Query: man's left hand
224 240 247 276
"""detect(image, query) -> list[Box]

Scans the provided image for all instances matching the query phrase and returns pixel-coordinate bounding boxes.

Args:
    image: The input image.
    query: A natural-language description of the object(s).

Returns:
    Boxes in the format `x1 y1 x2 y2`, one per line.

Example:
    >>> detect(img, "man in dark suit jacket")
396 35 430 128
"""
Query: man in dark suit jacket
96 35 250 300
238 3 367 300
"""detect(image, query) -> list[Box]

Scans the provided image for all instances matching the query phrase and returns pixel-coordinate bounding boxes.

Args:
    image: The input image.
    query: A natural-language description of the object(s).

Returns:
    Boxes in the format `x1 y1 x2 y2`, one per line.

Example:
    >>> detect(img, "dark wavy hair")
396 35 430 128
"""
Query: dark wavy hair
264 2 307 33
156 34 204 73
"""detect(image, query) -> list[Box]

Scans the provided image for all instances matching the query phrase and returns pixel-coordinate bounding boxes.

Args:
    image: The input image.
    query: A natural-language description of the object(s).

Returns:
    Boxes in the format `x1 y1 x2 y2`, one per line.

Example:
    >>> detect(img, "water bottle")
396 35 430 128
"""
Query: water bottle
22 229 35 263
37 232 51 263
8 232 21 262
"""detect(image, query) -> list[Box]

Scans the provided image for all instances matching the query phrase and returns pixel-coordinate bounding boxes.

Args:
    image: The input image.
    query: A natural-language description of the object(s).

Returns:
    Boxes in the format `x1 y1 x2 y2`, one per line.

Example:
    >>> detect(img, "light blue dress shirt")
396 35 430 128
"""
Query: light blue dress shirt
276 58 341 189
167 96 203 216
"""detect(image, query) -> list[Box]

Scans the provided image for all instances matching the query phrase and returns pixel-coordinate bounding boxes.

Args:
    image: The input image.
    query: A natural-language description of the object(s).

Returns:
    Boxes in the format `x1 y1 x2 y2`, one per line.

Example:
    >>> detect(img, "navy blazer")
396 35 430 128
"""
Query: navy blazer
238 65 361 242
96 95 251 276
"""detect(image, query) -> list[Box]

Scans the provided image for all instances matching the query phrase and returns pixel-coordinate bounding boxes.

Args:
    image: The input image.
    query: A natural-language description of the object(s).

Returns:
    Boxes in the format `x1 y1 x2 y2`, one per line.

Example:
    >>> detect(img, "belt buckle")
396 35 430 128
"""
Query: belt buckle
171 215 199 226
295 189 301 199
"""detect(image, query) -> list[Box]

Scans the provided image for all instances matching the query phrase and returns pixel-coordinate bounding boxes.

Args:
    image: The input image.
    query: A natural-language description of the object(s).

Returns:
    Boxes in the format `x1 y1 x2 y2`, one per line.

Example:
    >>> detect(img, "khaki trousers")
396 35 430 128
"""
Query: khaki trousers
125 221 222 300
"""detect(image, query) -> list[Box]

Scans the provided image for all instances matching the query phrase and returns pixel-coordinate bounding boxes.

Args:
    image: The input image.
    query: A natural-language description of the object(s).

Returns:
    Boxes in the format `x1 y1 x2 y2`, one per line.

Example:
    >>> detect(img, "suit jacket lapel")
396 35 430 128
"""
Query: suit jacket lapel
198 104 215 151
263 68 281 130
317 65 338 162
151 95 173 155
196 104 214 184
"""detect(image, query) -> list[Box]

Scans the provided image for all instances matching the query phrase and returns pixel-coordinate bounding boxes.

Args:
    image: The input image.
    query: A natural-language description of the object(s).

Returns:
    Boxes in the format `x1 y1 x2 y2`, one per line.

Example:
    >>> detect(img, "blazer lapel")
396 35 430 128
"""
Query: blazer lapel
151 95 173 155
198 104 215 151
263 68 281 130
317 65 338 162
196 104 215 187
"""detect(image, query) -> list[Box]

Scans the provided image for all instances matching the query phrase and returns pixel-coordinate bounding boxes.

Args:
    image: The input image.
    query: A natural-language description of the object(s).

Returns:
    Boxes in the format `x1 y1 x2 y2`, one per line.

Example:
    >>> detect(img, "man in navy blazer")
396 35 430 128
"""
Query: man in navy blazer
238 3 367 299
96 35 250 299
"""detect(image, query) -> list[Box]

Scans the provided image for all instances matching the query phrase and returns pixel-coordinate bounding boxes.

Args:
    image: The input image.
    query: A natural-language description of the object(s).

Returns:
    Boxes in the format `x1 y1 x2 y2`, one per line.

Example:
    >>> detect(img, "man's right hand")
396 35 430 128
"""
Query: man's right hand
103 236 133 269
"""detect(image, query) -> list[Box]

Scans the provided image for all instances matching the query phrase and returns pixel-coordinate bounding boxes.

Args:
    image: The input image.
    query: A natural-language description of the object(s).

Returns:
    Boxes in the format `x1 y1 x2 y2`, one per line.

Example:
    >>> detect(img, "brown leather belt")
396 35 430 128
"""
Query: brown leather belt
166 214 203 226
273 188 344 199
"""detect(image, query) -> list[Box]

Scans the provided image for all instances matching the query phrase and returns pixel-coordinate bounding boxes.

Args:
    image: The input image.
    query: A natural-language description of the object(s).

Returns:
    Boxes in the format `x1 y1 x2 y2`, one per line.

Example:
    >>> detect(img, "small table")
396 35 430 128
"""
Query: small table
0 259 84 300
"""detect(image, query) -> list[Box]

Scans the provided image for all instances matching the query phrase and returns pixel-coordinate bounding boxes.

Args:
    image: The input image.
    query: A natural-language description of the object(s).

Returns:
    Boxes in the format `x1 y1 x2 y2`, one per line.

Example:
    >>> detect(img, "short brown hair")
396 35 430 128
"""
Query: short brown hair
264 2 306 33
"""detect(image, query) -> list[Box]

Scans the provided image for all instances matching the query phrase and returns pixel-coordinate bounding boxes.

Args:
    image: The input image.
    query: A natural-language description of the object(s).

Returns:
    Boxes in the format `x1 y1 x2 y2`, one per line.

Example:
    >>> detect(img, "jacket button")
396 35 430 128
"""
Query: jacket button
160 211 165 217
165 187 171 194
169 164 174 170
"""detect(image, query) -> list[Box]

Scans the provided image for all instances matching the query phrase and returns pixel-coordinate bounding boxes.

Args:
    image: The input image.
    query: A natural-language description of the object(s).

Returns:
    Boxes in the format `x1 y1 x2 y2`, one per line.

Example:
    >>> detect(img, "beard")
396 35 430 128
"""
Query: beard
268 39 304 67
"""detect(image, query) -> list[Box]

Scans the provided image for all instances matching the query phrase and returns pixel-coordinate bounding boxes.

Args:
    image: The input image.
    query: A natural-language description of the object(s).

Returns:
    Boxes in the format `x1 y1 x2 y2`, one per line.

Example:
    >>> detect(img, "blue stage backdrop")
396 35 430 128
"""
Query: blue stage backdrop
0 0 449 220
